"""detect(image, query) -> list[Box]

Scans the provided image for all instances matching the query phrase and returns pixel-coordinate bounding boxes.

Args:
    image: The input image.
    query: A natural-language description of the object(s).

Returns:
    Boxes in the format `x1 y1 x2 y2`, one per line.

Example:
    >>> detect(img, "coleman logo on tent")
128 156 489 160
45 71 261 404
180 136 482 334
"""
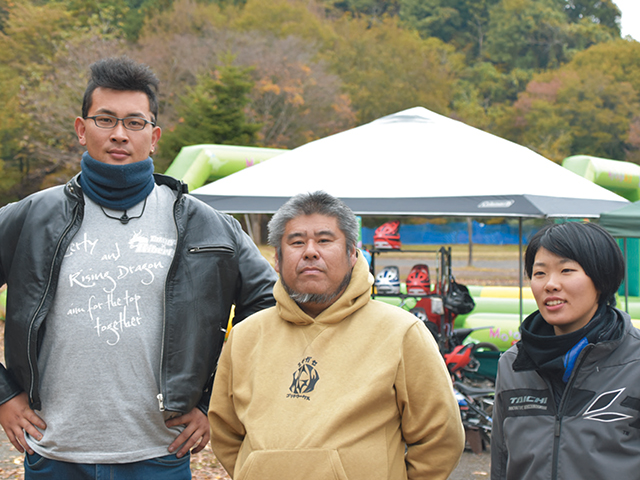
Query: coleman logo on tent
478 200 515 209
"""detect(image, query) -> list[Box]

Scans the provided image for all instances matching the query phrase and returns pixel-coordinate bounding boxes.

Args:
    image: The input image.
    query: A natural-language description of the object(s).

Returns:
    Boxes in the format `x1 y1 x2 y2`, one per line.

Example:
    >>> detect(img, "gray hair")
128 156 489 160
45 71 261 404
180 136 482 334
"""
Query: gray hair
268 191 359 256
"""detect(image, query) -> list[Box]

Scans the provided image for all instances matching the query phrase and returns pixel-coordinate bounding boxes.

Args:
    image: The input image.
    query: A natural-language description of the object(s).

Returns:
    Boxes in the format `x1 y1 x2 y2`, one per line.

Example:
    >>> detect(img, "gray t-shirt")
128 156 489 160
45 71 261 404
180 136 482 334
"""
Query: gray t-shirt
27 185 181 463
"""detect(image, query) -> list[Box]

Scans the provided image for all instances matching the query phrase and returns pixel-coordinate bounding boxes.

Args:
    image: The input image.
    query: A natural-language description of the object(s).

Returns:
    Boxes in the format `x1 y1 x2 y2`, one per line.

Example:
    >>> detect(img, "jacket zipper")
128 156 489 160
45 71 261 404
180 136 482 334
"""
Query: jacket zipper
157 193 182 411
27 206 80 404
188 245 234 254
550 344 593 480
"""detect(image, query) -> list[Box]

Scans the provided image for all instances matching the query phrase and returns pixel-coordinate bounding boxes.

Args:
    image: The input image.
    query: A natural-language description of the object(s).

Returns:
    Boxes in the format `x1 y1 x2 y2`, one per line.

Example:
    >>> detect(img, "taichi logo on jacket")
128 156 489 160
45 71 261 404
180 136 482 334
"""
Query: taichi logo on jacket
288 357 319 400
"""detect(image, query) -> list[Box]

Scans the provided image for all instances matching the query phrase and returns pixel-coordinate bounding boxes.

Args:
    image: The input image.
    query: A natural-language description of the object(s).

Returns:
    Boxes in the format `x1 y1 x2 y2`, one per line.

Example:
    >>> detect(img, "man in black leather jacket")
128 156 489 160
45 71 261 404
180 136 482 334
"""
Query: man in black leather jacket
0 57 276 479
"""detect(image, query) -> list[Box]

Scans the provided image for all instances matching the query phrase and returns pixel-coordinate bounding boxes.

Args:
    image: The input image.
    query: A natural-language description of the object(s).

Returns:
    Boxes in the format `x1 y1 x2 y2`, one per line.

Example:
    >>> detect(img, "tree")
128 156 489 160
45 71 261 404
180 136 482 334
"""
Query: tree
0 0 139 202
230 0 336 44
485 0 573 71
159 62 261 167
326 15 463 124
569 39 640 99
567 39 640 161
0 1 80 202
493 68 638 162
137 0 355 152
560 0 620 34
399 0 500 60
451 62 531 129
0 0 10 32
320 0 401 19
236 33 356 148
484 0 617 72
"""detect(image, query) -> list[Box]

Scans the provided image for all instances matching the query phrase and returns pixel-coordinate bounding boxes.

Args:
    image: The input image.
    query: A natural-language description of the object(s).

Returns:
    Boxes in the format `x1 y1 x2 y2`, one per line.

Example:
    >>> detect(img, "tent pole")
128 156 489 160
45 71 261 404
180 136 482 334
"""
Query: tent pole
625 238 629 313
467 218 473 266
244 214 255 244
519 218 523 323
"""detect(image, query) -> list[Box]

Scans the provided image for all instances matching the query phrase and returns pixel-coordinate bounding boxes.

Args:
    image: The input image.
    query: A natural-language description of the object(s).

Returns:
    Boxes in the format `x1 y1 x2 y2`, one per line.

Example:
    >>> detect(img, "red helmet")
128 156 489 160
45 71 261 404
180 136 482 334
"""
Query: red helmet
406 264 430 295
374 221 401 250
444 345 473 374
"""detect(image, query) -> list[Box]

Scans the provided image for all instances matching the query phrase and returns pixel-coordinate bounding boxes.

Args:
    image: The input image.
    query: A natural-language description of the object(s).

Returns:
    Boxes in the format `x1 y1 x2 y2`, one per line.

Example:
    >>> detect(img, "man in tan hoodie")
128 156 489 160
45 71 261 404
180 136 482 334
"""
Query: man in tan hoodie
208 191 464 480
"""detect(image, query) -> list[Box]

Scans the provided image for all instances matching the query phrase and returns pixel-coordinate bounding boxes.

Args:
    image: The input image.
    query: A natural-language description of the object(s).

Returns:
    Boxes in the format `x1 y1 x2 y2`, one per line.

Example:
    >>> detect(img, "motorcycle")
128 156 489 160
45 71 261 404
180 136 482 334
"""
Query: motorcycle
443 327 499 384
425 324 496 454
453 380 494 454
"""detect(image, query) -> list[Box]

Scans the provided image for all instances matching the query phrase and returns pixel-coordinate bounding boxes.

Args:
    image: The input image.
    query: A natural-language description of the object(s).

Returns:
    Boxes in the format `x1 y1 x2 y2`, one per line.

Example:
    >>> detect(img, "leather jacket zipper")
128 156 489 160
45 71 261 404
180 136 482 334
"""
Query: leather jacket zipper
188 245 234 254
158 194 182 412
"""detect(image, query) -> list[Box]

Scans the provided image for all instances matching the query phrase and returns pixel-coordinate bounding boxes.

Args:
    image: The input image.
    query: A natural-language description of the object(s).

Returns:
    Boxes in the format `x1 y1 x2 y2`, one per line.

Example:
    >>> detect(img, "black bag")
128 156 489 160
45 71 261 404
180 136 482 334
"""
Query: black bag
443 278 475 315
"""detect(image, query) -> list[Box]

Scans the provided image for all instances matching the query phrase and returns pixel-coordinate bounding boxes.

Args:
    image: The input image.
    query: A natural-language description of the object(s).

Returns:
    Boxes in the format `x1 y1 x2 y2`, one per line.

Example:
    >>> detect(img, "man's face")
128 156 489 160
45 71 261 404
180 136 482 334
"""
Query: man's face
275 213 357 317
74 87 161 165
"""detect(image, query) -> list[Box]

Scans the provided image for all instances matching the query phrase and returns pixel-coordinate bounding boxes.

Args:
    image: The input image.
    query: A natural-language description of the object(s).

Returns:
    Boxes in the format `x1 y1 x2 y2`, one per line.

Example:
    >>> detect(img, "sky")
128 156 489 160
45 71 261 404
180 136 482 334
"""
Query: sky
616 0 640 40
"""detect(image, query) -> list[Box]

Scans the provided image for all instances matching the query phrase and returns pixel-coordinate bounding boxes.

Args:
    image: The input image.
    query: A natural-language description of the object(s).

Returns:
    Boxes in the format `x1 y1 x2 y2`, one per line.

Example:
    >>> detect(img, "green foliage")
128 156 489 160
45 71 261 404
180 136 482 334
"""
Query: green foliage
399 0 500 60
210 0 247 8
231 0 336 44
485 0 573 70
0 0 636 205
63 0 175 41
451 62 532 128
567 40 640 162
484 0 617 71
326 16 463 124
0 0 10 32
321 0 401 18
570 39 640 98
560 0 620 34
0 1 80 201
494 66 639 162
159 61 261 169
137 0 354 152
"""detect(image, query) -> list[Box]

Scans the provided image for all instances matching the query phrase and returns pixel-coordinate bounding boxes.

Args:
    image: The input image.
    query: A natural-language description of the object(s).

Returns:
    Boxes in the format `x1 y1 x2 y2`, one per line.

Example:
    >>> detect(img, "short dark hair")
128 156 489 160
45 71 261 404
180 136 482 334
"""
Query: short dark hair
524 222 625 306
82 56 159 122
268 191 359 258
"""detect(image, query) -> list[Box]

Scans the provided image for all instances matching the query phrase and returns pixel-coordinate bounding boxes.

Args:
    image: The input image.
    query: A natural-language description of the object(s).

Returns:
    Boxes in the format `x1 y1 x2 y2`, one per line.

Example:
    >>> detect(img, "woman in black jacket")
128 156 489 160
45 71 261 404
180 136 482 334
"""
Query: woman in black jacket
491 222 640 480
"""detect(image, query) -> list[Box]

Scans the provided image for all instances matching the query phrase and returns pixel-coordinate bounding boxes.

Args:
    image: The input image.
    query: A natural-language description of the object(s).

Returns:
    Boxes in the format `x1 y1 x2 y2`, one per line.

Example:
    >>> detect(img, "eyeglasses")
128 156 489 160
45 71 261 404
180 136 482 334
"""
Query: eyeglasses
84 114 156 131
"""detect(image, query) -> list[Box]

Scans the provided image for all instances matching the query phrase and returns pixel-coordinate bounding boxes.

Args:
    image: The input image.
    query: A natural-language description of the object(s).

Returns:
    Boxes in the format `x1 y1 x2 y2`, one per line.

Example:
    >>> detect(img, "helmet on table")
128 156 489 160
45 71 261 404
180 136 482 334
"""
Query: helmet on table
406 264 430 296
375 266 400 294
374 221 401 250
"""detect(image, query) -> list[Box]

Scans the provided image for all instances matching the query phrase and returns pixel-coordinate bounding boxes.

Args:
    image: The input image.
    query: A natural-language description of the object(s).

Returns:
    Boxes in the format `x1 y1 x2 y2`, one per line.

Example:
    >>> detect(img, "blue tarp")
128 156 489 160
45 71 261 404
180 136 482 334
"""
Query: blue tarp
362 221 539 245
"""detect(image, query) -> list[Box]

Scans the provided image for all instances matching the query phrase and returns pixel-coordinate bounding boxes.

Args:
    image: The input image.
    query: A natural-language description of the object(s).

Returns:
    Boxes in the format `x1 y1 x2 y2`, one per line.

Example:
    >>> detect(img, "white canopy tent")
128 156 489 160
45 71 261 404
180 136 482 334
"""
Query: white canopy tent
192 107 628 320
192 107 627 218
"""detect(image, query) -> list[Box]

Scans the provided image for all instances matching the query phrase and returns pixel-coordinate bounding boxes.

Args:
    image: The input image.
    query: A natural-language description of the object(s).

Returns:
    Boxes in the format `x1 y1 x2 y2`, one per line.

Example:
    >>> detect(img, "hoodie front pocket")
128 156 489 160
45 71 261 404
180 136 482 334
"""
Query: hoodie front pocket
237 449 349 480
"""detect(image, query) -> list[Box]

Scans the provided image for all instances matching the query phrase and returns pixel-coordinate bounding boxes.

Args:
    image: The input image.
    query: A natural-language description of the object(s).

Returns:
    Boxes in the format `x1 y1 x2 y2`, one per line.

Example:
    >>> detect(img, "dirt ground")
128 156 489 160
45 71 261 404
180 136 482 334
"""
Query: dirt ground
0 245 505 478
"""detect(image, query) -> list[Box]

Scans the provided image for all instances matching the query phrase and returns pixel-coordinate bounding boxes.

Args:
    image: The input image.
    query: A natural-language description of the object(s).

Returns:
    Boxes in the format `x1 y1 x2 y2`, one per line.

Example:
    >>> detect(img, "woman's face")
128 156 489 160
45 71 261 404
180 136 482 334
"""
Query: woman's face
530 247 600 335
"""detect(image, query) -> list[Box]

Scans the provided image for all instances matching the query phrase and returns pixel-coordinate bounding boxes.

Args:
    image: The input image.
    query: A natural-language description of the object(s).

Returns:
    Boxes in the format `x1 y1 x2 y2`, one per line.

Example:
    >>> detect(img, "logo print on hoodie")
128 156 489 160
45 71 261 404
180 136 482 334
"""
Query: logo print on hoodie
288 357 319 399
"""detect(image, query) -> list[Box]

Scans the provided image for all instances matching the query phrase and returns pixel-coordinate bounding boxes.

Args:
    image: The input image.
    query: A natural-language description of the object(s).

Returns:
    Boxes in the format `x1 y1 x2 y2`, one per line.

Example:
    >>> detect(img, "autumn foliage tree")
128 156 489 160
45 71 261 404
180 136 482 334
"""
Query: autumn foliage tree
0 0 637 205
158 62 261 170
494 67 638 162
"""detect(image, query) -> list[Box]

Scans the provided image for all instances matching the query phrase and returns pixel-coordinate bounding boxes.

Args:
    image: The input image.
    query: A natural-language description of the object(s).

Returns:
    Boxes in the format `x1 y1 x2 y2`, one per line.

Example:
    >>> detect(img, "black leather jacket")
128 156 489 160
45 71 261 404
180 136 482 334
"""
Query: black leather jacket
0 173 277 414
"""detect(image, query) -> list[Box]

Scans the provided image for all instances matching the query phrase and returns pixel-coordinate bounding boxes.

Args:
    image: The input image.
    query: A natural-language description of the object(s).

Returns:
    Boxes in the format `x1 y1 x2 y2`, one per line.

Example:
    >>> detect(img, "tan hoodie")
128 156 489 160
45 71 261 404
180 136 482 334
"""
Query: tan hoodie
208 254 464 480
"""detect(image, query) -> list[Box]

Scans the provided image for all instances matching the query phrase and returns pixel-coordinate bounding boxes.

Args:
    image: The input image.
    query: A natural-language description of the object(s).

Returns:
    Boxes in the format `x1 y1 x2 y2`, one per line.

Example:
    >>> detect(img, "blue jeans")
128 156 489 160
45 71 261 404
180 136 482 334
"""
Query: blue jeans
24 451 191 480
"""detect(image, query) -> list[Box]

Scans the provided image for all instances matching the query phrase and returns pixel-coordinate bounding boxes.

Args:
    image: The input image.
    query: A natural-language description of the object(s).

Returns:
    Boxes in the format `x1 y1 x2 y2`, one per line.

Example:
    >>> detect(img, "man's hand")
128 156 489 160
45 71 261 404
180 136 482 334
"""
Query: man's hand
166 407 210 458
0 392 46 454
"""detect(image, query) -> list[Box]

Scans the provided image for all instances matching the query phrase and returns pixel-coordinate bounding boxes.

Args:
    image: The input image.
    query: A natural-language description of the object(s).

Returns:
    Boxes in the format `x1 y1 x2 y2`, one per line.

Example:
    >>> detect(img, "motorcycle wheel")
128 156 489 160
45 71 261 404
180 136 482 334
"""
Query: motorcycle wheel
472 342 499 352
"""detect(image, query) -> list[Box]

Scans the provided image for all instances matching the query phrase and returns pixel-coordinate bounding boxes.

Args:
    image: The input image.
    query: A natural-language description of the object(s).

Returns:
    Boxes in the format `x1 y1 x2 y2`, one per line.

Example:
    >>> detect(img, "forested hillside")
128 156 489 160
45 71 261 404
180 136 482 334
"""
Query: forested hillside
0 0 637 204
